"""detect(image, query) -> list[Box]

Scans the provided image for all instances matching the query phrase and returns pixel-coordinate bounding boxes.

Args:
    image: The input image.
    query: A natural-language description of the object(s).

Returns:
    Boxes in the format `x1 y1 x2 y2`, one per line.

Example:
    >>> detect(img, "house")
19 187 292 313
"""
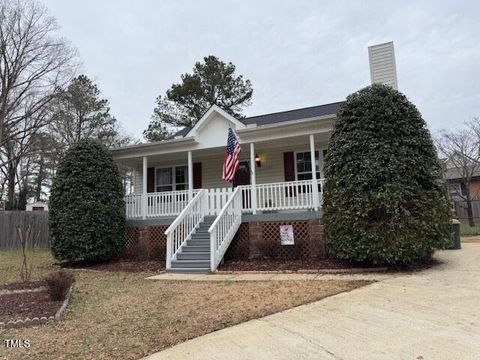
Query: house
443 163 480 221
26 200 49 212
112 41 399 273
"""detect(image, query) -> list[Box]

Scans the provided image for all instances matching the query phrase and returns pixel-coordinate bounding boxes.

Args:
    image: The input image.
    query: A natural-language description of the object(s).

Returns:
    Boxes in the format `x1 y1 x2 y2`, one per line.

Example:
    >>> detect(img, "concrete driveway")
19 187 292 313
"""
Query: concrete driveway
146 243 480 360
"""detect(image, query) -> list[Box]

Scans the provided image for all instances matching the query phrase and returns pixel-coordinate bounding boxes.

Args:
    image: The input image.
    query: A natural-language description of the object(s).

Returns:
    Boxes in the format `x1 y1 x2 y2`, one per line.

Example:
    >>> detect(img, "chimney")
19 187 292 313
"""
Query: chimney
368 41 398 90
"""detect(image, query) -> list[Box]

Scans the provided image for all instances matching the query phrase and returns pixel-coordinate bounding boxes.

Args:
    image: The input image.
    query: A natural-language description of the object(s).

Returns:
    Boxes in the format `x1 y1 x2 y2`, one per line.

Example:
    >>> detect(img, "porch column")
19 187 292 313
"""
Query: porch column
250 143 257 214
310 135 320 211
142 156 148 219
188 150 193 200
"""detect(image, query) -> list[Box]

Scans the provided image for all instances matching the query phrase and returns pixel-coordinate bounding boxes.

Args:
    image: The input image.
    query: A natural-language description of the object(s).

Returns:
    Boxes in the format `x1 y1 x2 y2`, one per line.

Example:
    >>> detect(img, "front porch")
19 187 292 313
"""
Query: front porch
125 178 326 220
112 105 334 273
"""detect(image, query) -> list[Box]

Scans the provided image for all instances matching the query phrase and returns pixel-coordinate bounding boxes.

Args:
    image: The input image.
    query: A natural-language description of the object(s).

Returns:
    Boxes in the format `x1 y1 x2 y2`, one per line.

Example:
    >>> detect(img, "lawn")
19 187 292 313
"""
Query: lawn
0 250 372 359
460 222 480 236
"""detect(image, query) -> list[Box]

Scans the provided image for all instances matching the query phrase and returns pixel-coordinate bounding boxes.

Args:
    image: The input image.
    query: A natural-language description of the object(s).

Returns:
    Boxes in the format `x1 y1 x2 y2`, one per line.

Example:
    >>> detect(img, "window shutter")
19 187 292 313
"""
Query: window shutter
283 152 295 181
193 163 202 189
147 167 155 193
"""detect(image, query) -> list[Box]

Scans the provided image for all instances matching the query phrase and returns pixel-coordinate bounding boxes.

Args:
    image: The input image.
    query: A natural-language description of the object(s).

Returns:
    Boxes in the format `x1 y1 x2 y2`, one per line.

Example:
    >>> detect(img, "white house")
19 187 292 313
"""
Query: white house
26 201 49 212
112 41 398 273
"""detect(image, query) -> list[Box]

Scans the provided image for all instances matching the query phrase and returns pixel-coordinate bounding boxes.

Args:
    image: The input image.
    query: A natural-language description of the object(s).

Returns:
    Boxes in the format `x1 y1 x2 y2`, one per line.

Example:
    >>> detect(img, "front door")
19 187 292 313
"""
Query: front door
233 161 251 187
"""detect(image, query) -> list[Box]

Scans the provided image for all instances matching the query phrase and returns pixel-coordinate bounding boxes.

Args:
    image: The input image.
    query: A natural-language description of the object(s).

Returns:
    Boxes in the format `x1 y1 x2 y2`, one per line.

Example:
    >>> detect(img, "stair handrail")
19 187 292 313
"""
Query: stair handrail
208 186 242 271
165 189 207 269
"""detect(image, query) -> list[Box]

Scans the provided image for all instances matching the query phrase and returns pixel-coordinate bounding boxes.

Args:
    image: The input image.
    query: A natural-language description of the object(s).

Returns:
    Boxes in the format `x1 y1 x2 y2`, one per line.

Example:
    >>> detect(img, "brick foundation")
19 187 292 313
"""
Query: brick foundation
125 218 327 261
124 225 168 259
224 219 327 260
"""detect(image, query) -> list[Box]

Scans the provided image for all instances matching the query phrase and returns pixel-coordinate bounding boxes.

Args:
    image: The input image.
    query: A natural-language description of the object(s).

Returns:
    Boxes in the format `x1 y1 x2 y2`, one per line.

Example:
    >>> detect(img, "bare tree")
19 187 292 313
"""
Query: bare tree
0 0 77 207
436 119 480 226
0 0 77 146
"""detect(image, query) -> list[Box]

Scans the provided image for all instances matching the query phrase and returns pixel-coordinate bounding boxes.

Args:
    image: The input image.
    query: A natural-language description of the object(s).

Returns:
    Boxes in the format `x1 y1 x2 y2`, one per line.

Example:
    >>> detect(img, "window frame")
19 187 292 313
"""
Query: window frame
154 165 188 192
294 150 321 181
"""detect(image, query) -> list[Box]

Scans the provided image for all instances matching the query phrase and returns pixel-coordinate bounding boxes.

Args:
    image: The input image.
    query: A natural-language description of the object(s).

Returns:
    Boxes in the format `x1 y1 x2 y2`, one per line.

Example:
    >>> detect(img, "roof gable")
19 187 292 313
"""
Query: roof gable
174 101 343 138
184 105 246 138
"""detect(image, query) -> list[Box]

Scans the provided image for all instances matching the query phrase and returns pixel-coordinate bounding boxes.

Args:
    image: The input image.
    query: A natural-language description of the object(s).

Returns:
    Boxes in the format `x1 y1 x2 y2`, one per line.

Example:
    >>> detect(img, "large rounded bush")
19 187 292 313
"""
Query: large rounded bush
324 84 451 265
49 139 125 261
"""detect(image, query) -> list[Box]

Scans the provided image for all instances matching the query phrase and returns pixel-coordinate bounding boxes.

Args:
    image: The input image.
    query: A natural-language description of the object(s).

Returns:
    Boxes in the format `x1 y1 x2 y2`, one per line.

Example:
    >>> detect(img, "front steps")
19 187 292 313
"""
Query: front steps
167 216 215 274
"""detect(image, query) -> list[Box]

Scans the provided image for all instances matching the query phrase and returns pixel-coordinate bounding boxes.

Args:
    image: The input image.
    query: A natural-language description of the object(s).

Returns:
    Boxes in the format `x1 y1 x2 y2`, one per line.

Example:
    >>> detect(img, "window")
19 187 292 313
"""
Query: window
156 166 188 192
449 182 467 197
295 151 320 180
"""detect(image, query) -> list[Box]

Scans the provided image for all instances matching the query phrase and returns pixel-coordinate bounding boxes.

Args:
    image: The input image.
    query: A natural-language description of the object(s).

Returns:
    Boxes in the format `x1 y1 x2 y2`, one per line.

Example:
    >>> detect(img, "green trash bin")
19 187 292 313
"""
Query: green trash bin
450 219 461 250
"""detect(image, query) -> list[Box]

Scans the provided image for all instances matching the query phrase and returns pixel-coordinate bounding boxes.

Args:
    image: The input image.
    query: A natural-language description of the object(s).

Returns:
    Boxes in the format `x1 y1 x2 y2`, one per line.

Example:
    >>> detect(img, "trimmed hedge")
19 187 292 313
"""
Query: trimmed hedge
323 84 451 265
49 139 125 262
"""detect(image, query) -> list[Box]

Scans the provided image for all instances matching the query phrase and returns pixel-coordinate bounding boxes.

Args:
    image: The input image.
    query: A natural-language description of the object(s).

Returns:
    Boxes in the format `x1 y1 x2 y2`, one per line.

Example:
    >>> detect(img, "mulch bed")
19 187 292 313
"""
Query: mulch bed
0 280 46 291
219 257 443 273
0 287 63 322
219 258 368 272
61 258 166 273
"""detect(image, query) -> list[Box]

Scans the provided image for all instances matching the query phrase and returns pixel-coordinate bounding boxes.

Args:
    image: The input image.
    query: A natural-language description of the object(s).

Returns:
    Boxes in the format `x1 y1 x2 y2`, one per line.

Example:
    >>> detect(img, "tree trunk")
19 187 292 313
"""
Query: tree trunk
34 157 44 200
465 190 476 227
6 161 16 210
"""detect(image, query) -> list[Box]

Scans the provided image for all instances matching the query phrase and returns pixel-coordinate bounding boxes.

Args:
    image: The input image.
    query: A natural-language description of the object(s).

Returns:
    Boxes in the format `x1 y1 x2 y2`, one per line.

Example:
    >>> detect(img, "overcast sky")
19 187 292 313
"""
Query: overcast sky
42 0 479 141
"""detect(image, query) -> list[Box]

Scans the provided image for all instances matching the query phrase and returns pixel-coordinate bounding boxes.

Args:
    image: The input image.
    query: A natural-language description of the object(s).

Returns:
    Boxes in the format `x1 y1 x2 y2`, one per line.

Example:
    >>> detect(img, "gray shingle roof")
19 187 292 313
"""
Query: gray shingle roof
173 101 344 137
241 101 344 126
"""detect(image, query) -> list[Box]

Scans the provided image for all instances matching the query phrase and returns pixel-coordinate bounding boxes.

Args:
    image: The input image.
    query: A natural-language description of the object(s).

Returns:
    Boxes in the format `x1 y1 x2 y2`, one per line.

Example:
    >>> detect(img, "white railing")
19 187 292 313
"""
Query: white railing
208 187 242 271
125 179 326 219
124 190 199 219
251 179 324 212
206 187 233 215
147 190 199 217
125 193 143 218
164 190 207 269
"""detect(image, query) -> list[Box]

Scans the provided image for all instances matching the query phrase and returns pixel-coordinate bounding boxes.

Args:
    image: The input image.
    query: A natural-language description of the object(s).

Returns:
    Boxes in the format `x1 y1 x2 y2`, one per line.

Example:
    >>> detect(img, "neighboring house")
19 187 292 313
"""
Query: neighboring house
443 164 480 220
26 201 49 211
111 41 399 273
443 165 480 201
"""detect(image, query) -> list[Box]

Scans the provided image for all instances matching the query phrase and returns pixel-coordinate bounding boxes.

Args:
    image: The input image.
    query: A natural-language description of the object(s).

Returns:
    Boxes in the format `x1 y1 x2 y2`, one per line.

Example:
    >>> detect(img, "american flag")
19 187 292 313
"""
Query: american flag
222 128 241 182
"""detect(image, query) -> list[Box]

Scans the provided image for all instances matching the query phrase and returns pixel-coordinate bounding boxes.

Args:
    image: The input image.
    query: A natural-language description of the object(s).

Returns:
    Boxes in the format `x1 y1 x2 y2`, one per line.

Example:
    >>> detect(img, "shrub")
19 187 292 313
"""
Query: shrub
323 84 451 265
49 139 126 262
44 271 75 301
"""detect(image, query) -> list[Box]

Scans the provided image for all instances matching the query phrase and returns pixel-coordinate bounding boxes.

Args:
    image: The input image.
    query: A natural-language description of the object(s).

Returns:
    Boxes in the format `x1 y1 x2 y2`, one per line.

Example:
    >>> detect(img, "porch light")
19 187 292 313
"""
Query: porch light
255 154 261 167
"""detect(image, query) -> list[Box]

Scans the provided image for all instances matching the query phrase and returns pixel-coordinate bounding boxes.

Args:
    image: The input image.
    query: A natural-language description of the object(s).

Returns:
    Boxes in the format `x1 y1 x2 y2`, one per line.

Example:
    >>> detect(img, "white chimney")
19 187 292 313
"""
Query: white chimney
368 41 398 90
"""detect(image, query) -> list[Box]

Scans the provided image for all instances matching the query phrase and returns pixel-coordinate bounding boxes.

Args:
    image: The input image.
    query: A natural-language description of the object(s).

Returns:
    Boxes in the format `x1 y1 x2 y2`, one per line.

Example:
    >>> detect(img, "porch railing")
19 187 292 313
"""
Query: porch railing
164 189 207 269
208 187 242 271
147 190 200 217
125 193 143 219
125 189 199 219
240 179 325 213
124 179 326 219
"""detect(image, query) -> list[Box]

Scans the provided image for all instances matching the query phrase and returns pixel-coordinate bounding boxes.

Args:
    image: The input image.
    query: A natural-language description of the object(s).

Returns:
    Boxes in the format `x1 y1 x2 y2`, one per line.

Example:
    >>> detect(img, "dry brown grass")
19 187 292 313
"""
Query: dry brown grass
0 251 371 359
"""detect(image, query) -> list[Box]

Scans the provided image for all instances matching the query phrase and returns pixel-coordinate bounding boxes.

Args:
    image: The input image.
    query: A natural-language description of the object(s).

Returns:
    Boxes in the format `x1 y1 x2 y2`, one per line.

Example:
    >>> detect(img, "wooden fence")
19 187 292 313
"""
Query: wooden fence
0 211 50 249
453 200 480 220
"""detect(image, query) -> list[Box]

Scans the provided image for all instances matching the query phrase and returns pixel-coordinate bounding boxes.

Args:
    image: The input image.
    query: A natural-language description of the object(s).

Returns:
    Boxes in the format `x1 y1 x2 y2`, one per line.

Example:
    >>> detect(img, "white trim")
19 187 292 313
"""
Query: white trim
186 105 246 137
188 151 193 200
113 116 335 162
142 156 148 220
250 143 257 215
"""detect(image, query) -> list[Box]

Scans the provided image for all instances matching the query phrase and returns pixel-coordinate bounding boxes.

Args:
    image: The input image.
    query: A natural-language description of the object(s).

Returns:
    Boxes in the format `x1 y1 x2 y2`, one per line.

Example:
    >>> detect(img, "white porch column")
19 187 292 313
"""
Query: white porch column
310 135 320 211
188 150 193 200
250 143 257 215
142 156 148 219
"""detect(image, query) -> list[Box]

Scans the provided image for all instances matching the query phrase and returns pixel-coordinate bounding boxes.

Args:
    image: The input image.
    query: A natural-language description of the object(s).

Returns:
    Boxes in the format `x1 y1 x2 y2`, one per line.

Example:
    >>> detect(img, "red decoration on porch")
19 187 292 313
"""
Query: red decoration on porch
222 128 241 182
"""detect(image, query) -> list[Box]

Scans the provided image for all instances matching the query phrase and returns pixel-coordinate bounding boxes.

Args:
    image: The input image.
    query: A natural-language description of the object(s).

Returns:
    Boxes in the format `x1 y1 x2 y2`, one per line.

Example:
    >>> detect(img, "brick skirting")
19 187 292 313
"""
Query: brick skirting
224 219 327 260
124 225 168 259
124 218 326 261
